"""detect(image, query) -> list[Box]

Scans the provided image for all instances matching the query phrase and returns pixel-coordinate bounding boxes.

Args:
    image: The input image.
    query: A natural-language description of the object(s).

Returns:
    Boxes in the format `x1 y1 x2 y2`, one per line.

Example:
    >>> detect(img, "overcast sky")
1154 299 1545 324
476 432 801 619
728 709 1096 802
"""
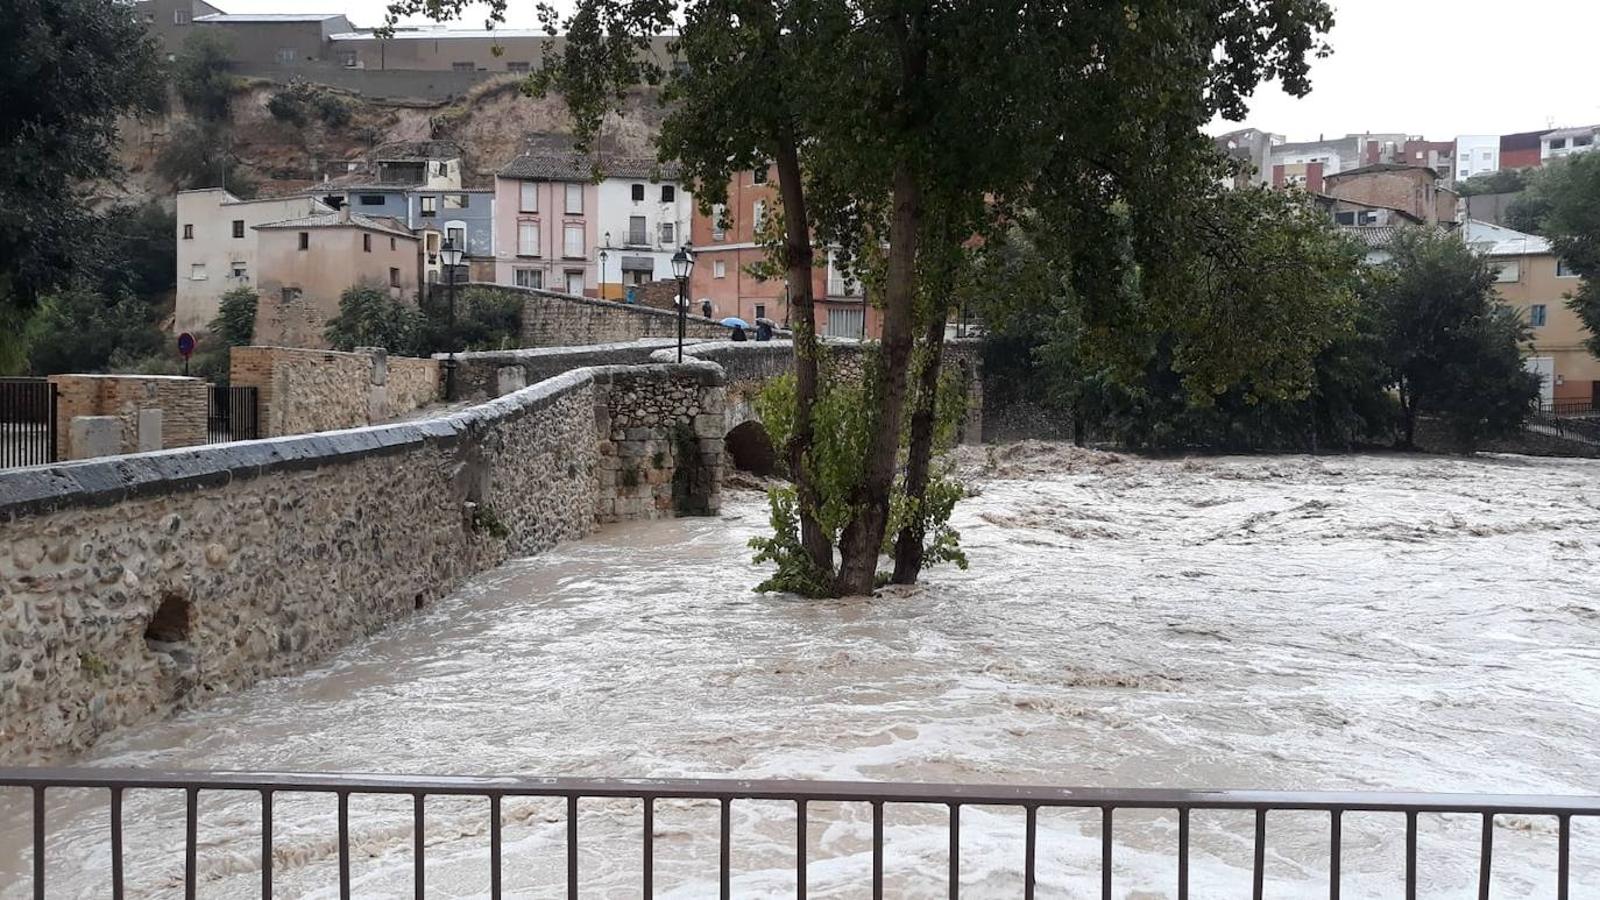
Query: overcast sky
226 0 1600 141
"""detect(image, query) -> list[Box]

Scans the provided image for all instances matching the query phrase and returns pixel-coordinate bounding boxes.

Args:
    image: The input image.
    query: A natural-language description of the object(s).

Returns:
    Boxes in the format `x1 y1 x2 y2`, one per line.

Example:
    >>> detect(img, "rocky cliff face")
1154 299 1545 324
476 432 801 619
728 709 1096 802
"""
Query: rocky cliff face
105 76 667 207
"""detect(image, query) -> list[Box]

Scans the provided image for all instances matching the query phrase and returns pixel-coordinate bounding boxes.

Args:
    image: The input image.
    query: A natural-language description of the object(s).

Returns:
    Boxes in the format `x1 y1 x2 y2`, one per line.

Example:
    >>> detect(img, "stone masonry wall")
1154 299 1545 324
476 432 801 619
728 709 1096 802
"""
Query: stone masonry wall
593 365 724 522
230 346 440 438
48 375 207 460
0 363 722 763
445 339 689 401
466 283 731 348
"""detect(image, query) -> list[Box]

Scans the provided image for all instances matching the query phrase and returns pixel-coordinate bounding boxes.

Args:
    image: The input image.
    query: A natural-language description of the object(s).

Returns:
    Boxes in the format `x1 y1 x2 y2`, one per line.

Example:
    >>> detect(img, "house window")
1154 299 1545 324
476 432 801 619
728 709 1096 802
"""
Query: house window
752 168 768 184
231 262 247 279
298 232 309 250
507 61 530 73
628 216 647 245
753 200 766 230
340 51 358 68
565 270 584 295
660 222 675 244
281 287 301 303
452 62 475 72
447 226 465 252
563 223 585 258
661 185 675 202
420 196 437 217
1557 259 1578 278
1334 211 1355 225
520 182 538 212
514 268 542 288
444 194 467 209
714 260 727 279
631 184 645 202
189 263 207 281
390 237 396 251
359 194 385 206
1530 304 1548 327
754 304 766 321
182 224 194 239
1578 136 1594 148
231 219 244 238
518 221 540 256
825 306 865 338
363 233 372 252
1551 138 1567 150
1494 261 1520 283
436 162 448 177
389 267 401 288
565 183 584 214
174 9 191 24
711 204 726 240
275 48 297 65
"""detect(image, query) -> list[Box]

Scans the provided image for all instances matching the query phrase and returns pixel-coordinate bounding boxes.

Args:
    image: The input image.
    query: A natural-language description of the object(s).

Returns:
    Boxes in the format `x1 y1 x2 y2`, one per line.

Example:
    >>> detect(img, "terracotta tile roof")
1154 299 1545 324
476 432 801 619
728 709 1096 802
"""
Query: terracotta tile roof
255 212 416 239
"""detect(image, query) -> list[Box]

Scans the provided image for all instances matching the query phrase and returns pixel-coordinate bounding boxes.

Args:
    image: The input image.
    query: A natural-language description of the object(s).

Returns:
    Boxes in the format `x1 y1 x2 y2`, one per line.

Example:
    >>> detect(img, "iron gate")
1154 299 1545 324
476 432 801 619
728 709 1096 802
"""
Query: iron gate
0 377 57 469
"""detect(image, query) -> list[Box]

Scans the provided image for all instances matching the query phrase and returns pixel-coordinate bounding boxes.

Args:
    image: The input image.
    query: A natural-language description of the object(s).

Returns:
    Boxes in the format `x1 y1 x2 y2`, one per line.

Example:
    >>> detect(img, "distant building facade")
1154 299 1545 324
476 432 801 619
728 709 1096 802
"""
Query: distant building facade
252 210 422 348
1499 130 1551 170
1321 164 1457 227
594 162 693 300
1453 135 1500 182
1542 125 1600 162
493 138 601 296
1468 223 1595 407
174 188 331 334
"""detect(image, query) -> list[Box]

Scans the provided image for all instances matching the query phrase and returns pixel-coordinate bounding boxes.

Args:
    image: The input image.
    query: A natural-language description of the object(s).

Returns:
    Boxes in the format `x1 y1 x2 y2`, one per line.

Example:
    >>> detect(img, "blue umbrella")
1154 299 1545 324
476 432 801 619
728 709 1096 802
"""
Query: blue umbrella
720 317 751 329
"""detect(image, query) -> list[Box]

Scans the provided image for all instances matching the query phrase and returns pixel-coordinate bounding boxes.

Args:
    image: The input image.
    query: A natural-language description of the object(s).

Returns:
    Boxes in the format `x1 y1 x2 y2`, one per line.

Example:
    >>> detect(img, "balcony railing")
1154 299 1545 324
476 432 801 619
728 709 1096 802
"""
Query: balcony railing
2 768 1597 899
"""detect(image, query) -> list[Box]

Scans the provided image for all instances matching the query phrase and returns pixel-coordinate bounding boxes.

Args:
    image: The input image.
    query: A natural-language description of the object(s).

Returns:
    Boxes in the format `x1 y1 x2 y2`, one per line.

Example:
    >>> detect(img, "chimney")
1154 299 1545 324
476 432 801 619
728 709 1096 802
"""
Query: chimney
339 204 352 223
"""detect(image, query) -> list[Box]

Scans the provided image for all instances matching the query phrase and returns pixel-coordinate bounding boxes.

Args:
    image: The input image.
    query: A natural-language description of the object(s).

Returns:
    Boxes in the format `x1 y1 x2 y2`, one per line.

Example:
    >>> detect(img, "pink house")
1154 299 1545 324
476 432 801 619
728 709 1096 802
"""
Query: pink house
493 137 600 296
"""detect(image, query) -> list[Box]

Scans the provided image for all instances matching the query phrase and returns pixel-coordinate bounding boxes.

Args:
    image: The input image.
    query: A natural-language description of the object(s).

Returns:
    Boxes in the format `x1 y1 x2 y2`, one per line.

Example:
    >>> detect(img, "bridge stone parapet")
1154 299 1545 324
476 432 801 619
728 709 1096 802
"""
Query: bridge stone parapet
466 283 731 349
0 362 724 763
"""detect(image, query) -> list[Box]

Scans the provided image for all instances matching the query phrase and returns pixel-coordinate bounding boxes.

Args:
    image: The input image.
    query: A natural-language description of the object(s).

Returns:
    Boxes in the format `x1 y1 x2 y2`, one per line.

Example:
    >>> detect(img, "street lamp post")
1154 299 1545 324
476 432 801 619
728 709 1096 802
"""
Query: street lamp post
440 237 464 401
600 232 611 300
671 246 694 363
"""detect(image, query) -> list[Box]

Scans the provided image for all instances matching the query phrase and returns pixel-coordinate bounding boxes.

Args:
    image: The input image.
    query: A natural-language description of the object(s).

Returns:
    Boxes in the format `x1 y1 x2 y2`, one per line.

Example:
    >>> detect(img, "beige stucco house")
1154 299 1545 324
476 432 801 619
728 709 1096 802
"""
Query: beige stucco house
1470 222 1595 407
252 209 422 349
174 189 331 334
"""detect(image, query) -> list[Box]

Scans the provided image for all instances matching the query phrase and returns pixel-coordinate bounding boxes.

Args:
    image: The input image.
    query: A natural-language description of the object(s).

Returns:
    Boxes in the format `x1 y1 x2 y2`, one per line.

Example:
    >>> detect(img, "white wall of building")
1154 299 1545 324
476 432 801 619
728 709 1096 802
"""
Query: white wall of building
1542 126 1599 161
595 177 693 295
1454 135 1500 182
174 189 329 333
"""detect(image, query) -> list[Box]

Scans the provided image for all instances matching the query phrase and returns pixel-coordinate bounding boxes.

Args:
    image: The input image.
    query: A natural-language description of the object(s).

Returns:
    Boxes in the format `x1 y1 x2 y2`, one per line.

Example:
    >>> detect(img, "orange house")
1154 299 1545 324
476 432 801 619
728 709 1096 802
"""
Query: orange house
687 166 882 339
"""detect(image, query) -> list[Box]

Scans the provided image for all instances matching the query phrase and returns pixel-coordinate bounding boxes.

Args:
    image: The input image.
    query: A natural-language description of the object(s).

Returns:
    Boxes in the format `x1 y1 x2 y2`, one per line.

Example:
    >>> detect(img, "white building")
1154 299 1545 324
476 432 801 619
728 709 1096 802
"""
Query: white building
1541 125 1599 162
174 188 332 334
1453 135 1500 182
594 160 694 300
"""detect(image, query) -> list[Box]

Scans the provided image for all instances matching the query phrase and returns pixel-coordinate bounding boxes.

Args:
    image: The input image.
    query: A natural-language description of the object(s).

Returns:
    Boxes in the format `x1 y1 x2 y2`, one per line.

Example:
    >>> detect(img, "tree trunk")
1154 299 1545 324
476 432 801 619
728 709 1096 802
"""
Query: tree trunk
890 304 948 584
773 134 833 576
834 161 922 596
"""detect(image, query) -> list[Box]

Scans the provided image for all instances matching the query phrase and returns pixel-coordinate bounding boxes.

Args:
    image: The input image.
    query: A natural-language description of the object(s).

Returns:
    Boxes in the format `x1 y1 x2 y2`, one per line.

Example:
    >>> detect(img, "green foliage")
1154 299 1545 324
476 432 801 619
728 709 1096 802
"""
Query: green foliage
1510 155 1600 355
415 286 523 354
267 81 352 128
1373 229 1540 449
24 287 167 376
1 0 162 327
749 370 966 593
468 502 510 539
1456 169 1528 197
156 120 256 196
93 202 177 303
978 191 1388 451
211 287 258 347
324 283 420 353
173 30 240 122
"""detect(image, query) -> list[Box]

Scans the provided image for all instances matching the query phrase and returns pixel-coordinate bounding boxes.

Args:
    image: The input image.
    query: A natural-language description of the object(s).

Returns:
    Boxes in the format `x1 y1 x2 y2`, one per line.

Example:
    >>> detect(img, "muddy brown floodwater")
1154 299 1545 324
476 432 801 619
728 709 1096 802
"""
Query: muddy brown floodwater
5 444 1600 897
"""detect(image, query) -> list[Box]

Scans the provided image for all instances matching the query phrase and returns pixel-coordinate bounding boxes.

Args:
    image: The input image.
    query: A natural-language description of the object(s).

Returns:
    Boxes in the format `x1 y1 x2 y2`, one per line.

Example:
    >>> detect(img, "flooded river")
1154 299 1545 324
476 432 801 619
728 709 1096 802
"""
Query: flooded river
5 445 1600 897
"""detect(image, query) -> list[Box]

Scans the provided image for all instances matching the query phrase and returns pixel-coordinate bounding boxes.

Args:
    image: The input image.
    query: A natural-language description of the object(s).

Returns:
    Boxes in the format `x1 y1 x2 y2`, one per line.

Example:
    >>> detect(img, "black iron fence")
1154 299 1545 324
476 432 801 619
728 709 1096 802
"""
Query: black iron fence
207 385 260 443
1531 399 1600 442
0 377 57 469
2 768 1596 899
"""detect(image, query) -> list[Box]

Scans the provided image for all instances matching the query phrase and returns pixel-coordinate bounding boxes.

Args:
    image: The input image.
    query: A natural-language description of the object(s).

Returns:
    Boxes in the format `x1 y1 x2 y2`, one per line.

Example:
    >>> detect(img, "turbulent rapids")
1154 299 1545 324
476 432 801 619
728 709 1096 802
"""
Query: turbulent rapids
6 443 1600 897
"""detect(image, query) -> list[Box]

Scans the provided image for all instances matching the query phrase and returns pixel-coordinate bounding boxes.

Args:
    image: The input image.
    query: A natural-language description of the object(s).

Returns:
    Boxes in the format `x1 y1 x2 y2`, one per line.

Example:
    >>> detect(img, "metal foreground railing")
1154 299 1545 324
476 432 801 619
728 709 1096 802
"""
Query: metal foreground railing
2 769 1599 899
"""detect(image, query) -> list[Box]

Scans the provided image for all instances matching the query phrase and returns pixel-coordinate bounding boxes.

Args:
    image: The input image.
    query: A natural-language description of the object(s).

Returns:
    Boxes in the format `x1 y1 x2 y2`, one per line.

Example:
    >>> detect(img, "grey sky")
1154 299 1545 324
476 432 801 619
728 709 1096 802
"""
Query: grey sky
225 0 1600 141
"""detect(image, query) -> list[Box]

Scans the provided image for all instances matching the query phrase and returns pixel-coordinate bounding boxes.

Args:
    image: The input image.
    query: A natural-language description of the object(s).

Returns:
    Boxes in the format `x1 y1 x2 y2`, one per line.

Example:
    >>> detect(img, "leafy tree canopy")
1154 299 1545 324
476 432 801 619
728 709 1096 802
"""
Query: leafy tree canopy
0 0 163 343
173 30 241 122
1505 155 1600 353
1457 168 1528 197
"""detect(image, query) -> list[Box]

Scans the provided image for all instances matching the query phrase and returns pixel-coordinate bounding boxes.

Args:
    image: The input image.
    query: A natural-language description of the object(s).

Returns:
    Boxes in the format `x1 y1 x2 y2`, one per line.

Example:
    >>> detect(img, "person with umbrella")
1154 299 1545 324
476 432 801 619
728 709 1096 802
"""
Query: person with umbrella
721 316 750 341
754 317 776 342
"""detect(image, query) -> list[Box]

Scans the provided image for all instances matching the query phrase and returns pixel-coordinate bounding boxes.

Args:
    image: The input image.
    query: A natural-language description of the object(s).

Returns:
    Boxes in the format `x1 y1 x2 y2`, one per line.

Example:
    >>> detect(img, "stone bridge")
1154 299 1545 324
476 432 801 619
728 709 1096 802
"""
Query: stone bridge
451 337 984 477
